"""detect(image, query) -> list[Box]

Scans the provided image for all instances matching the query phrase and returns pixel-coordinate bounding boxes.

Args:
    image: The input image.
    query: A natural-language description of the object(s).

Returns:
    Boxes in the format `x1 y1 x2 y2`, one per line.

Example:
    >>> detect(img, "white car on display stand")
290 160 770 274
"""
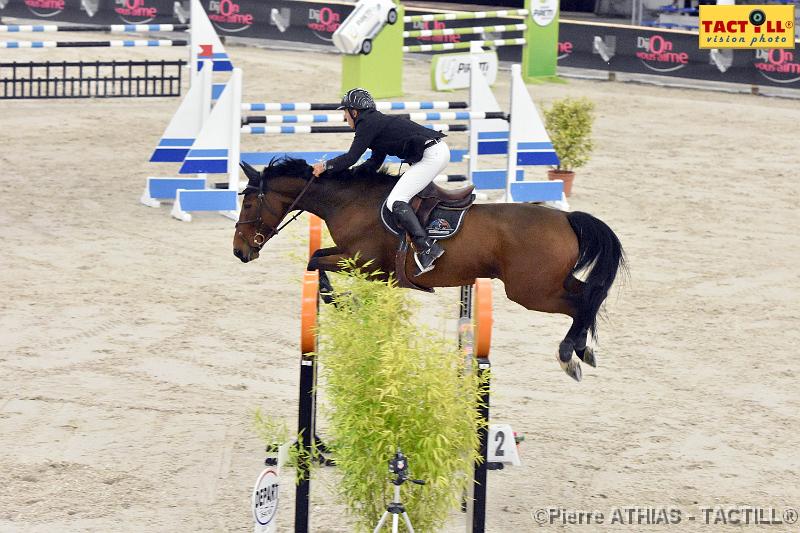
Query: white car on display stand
332 0 398 55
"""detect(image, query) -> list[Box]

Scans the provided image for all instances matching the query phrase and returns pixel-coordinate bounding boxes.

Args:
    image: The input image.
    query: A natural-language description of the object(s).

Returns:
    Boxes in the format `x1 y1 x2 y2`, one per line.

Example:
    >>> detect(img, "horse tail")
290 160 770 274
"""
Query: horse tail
566 211 628 340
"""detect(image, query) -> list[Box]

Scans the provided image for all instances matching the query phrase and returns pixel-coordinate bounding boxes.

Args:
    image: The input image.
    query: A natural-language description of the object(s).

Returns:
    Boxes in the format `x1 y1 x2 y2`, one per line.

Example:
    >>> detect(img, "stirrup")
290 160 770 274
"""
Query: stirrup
413 242 444 276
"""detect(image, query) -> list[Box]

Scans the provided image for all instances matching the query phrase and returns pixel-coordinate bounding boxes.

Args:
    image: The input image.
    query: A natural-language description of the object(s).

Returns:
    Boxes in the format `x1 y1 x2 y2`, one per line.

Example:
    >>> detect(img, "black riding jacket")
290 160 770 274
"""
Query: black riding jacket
324 109 445 174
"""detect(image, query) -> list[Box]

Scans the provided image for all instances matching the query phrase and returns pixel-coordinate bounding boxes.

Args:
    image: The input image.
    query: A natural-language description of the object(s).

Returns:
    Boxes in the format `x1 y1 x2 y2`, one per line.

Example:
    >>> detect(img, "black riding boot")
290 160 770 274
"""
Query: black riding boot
392 200 444 275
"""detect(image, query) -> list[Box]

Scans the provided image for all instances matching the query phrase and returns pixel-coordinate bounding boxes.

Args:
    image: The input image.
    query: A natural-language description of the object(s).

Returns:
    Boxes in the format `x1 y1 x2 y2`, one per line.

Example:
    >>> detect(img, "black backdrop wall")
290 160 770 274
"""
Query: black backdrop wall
1 0 797 89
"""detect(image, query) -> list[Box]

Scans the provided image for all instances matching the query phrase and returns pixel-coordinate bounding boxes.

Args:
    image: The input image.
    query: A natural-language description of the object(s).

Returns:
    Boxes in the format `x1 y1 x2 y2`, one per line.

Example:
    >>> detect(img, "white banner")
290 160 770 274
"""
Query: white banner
432 50 498 91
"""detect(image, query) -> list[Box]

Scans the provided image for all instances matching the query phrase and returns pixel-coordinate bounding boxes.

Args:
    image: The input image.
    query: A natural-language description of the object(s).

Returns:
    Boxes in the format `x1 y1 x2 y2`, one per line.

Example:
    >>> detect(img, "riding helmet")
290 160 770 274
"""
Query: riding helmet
337 88 376 110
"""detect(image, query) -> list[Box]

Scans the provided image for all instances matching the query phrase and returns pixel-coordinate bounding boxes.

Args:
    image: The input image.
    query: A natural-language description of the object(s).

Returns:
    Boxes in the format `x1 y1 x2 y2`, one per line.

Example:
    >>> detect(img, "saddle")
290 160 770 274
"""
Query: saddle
380 181 476 292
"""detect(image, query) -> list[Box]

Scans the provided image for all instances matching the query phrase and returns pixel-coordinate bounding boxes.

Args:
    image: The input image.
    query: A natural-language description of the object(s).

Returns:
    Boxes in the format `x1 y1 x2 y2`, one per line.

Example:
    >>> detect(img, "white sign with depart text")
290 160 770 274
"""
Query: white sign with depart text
252 468 279 533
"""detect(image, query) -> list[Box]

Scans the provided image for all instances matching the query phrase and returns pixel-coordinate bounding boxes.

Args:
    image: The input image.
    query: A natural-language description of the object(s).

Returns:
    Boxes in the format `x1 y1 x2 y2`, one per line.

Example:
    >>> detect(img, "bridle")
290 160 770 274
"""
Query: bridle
235 174 317 248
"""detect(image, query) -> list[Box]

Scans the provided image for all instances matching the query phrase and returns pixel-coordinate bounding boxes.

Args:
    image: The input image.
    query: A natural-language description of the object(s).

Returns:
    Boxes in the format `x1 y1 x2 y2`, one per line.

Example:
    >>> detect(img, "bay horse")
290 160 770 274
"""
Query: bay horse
233 158 626 381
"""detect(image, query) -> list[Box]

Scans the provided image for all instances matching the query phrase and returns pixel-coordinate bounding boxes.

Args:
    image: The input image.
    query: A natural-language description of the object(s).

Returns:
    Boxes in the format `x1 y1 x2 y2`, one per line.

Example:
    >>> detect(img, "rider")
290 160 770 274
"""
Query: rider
311 88 450 275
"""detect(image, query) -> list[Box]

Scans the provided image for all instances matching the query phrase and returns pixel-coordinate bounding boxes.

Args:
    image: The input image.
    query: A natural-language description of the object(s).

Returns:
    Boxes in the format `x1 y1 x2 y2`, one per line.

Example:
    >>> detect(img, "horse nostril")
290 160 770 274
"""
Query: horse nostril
233 249 242 259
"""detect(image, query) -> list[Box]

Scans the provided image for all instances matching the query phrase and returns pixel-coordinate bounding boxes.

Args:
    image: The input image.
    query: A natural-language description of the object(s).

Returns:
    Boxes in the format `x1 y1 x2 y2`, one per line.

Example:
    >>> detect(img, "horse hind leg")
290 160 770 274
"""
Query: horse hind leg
559 321 584 382
503 277 585 382
574 328 597 368
563 275 596 368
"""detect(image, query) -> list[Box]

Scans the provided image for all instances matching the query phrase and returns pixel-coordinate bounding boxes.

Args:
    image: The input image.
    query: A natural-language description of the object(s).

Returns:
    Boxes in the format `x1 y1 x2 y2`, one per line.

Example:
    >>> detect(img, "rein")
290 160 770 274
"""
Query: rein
236 174 317 247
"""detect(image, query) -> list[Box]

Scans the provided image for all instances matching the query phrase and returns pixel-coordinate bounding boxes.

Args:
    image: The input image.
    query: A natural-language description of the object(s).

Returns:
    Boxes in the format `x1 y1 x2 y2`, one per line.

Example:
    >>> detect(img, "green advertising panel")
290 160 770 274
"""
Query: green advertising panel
522 0 560 81
341 5 405 98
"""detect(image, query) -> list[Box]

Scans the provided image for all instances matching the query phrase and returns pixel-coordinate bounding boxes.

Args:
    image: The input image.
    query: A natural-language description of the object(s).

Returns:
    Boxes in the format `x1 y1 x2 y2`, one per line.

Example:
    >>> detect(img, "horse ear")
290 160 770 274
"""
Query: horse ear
239 161 261 181
240 161 265 190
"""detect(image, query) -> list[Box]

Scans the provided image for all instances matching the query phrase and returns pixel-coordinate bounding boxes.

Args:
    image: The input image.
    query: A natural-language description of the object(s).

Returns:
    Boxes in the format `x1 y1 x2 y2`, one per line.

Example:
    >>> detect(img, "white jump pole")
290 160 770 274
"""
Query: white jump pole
228 68 242 193
504 65 522 202
189 0 196 80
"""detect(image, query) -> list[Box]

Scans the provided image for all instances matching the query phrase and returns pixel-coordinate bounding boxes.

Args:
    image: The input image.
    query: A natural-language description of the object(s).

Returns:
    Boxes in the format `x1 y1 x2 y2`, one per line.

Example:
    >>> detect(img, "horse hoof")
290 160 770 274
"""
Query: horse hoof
558 356 582 382
579 346 597 368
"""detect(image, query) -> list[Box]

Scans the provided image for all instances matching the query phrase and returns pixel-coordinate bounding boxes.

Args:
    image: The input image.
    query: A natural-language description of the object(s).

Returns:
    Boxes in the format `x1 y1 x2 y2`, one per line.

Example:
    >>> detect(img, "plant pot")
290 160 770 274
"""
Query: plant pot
547 169 575 197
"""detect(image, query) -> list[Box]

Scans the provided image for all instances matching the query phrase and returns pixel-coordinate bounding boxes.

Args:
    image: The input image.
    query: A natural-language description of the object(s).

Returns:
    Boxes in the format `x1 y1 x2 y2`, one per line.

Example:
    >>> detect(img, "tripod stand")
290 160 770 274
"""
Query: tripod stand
373 449 426 533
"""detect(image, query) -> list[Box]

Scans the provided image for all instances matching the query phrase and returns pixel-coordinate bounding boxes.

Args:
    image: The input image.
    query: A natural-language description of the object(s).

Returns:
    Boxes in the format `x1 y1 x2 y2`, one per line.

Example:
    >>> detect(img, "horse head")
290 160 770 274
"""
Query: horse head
232 159 313 263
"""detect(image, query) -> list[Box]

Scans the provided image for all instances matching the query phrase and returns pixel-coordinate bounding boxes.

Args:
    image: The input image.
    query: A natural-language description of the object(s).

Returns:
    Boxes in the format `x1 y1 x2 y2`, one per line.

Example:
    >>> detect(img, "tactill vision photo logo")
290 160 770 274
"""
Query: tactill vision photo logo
307 5 344 41
207 0 255 33
752 48 800 84
698 4 796 49
636 34 689 73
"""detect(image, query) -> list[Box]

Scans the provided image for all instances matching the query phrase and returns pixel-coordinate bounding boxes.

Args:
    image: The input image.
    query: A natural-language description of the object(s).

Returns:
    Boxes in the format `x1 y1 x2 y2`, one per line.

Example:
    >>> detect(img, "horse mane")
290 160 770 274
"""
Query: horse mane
263 157 313 179
263 156 400 185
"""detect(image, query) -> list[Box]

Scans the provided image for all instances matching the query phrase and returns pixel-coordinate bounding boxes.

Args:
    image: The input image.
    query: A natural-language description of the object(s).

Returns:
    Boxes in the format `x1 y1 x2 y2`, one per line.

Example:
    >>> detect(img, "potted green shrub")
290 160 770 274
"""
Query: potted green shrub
543 97 595 197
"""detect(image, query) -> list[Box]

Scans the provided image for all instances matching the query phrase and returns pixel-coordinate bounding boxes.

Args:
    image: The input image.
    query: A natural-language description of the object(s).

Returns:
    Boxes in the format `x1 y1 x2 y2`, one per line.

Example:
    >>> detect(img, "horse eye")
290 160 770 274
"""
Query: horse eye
244 204 252 209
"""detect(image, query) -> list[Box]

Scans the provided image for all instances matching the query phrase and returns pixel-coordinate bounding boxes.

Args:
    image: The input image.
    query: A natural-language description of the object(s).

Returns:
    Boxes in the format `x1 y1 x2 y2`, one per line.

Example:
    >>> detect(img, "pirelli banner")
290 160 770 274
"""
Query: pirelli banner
1 0 797 89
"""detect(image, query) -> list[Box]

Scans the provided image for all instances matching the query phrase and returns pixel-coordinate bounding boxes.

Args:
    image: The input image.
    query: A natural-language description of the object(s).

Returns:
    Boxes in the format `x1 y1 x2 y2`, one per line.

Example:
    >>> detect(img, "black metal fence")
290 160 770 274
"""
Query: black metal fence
0 59 185 99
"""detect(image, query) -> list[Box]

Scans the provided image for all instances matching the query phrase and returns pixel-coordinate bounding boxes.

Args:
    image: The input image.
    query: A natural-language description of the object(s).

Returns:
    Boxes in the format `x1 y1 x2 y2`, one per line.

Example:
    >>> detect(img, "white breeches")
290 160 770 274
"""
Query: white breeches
386 141 450 211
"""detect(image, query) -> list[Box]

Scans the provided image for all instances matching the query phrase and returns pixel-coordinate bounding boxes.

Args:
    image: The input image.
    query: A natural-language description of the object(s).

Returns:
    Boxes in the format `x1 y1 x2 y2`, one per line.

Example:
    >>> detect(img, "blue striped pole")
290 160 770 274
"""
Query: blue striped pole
242 101 469 112
241 124 469 135
0 39 188 49
0 24 189 33
242 111 507 125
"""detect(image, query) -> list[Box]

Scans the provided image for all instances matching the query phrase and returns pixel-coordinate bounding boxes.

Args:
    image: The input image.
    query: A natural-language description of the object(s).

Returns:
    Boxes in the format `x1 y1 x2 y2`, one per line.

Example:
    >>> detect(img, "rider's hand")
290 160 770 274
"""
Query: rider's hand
312 162 326 177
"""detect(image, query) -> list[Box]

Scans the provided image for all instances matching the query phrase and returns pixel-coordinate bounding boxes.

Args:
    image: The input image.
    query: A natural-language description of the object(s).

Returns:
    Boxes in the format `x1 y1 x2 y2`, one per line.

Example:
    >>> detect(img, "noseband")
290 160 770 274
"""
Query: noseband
235 174 317 248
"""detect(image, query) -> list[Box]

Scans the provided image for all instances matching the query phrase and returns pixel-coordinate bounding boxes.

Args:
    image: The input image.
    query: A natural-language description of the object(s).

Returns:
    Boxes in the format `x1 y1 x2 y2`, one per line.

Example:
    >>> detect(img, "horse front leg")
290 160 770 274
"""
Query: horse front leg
503 277 588 383
307 247 348 305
